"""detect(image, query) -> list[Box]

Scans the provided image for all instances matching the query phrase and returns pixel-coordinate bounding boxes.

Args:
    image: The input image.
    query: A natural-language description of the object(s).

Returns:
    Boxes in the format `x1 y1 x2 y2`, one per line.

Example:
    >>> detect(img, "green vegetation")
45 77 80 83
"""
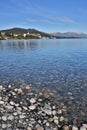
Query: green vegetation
0 33 40 40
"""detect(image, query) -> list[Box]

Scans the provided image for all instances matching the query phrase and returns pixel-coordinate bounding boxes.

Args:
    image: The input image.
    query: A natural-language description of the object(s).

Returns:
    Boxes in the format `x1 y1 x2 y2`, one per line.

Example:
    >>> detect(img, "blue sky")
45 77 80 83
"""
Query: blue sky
0 0 87 33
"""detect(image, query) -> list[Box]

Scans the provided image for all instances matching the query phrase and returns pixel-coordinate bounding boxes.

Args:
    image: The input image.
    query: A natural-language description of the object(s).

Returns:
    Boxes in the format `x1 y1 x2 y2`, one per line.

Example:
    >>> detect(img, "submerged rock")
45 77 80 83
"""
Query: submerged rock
30 98 36 104
29 105 36 110
80 126 86 130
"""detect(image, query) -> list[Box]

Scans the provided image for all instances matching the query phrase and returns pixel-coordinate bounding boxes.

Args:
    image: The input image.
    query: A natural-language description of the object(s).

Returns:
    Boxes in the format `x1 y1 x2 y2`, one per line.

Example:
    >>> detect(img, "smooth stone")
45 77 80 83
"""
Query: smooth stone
8 115 14 120
83 124 87 128
0 96 2 100
11 92 16 96
17 107 22 111
6 105 13 109
29 105 36 110
44 104 51 110
46 122 50 126
30 98 36 104
25 86 31 90
63 125 70 130
44 94 50 99
10 101 15 105
20 115 25 119
36 127 44 130
14 103 19 107
53 116 58 120
52 128 58 130
43 120 47 124
54 119 59 125
0 101 4 104
80 126 86 130
58 109 62 114
52 106 56 109
59 116 65 122
0 85 3 91
44 109 52 115
38 99 43 102
68 92 72 95
8 85 12 88
27 127 32 130
48 118 53 122
13 112 18 116
17 88 23 94
23 106 28 110
2 124 7 129
2 116 7 121
52 110 56 115
14 88 18 92
38 120 42 124
72 126 79 130
44 127 51 130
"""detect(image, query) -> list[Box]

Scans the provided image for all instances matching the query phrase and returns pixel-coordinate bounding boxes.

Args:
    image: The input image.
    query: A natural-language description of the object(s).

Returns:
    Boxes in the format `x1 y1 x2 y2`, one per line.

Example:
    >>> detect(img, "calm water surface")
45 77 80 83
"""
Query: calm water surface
0 39 87 120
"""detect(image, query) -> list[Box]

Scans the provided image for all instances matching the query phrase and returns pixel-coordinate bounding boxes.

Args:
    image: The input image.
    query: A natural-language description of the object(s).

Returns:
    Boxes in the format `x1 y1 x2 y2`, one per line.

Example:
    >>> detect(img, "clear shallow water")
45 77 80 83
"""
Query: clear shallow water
0 39 87 121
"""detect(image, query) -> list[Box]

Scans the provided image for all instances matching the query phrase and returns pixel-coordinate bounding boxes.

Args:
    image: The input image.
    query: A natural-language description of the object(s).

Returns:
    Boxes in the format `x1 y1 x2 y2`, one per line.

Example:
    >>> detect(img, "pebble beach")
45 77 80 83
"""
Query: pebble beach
0 85 87 130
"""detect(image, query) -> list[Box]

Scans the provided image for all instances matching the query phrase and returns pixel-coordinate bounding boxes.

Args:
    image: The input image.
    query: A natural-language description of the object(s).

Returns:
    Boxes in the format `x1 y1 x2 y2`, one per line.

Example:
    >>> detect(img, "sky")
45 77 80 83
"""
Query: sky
0 0 87 33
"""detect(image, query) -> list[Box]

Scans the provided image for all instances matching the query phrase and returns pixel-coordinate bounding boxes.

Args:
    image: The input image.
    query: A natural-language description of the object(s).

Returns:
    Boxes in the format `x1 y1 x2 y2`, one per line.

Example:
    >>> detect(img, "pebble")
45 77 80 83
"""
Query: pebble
58 109 62 114
63 125 70 130
2 116 7 121
5 105 13 109
8 85 12 88
10 101 15 105
44 109 52 115
52 110 56 115
0 96 2 100
36 127 44 130
23 106 28 110
27 127 32 130
25 86 31 90
20 115 25 119
29 105 36 110
83 124 87 128
0 85 3 91
46 122 50 126
2 124 7 129
8 115 14 120
0 101 4 104
59 116 65 122
72 126 79 130
30 98 36 104
52 106 56 109
80 126 86 130
54 119 59 125
53 116 58 120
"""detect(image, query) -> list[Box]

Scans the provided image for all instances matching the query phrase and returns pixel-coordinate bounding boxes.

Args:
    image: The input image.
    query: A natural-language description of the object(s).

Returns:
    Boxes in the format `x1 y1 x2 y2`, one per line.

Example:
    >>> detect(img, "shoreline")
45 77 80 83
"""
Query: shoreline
0 85 87 130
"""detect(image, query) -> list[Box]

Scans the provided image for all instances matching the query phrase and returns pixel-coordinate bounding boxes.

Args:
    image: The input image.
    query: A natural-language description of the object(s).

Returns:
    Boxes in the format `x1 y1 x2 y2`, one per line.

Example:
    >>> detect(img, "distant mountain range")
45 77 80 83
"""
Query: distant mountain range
0 27 87 38
51 32 87 38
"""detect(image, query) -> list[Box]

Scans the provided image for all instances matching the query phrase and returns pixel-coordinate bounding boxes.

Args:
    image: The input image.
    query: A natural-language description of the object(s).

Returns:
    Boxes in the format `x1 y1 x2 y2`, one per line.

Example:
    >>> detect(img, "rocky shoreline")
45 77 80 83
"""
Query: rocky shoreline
0 85 87 130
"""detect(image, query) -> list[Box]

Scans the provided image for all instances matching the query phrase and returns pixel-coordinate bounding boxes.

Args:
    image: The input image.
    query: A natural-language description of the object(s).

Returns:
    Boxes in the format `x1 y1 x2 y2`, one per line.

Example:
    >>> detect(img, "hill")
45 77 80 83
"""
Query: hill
0 28 53 38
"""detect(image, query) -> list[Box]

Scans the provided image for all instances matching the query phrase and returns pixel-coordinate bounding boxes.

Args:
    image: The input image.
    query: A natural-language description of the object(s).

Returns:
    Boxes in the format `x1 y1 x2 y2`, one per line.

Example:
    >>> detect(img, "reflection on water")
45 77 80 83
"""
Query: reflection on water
0 39 87 120
0 40 42 50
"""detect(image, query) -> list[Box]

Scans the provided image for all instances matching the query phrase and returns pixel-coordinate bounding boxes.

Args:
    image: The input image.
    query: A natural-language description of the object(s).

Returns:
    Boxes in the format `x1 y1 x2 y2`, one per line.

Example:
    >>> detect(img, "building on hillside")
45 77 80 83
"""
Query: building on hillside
1 32 5 37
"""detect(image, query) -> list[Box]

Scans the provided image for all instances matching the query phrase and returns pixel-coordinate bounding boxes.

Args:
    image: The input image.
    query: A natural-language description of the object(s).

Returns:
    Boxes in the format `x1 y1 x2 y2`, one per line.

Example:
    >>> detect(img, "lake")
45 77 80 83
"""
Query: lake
0 39 87 121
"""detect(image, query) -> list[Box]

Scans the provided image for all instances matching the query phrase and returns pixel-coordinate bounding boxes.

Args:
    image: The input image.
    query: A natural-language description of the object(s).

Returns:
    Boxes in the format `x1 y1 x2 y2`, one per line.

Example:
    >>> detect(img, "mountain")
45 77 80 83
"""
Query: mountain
0 28 28 34
51 32 87 38
0 28 53 38
1 27 87 38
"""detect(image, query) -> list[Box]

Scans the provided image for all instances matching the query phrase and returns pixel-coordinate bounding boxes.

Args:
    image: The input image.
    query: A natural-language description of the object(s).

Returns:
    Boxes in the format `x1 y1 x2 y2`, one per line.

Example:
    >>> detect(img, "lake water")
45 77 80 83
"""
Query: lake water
0 39 87 121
